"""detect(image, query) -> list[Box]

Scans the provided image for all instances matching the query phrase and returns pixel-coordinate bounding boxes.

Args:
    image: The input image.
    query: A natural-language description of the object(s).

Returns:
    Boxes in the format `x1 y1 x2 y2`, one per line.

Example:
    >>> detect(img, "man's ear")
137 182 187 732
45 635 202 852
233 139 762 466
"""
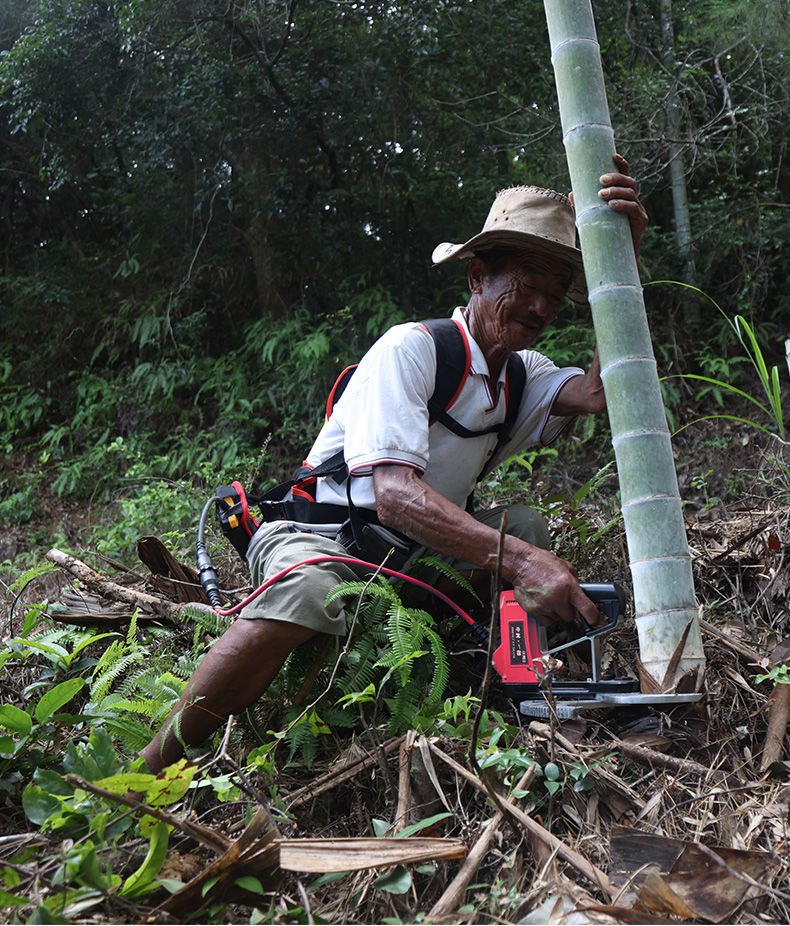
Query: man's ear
468 256 485 294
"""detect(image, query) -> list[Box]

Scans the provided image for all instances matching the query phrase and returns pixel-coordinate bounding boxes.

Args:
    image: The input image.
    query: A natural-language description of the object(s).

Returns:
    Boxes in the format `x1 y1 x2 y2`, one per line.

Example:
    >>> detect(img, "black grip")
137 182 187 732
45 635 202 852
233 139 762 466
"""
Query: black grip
578 582 626 636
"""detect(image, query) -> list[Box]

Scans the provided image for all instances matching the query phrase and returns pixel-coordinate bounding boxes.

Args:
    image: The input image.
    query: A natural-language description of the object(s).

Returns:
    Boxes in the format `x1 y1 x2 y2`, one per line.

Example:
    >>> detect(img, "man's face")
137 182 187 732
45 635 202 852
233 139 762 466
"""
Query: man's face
472 251 572 353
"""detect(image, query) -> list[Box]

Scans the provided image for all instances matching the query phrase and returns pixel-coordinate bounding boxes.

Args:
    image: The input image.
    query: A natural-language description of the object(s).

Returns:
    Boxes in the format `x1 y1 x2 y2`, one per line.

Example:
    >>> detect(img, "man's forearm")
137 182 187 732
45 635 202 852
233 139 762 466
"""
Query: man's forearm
371 464 600 626
374 467 506 570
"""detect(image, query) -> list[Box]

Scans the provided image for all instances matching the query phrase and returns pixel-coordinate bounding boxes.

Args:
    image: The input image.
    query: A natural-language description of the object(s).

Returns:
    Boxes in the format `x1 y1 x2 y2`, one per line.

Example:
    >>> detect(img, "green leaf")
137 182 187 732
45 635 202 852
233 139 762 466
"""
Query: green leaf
0 704 32 734
0 734 18 754
235 875 266 895
0 888 27 907
544 780 562 795
371 818 392 837
201 875 221 898
397 812 453 838
543 762 560 781
121 821 169 897
35 678 85 723
22 783 63 826
157 878 186 894
307 871 349 892
374 866 412 894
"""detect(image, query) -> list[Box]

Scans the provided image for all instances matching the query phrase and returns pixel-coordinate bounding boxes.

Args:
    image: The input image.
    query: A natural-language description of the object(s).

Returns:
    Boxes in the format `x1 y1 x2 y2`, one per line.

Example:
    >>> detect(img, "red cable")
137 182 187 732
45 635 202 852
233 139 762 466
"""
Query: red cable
213 555 476 626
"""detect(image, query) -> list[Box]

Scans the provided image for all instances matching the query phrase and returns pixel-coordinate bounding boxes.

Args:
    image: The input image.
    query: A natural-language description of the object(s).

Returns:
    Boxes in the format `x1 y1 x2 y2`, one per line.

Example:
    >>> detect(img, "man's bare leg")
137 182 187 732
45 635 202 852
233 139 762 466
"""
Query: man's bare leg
141 618 316 774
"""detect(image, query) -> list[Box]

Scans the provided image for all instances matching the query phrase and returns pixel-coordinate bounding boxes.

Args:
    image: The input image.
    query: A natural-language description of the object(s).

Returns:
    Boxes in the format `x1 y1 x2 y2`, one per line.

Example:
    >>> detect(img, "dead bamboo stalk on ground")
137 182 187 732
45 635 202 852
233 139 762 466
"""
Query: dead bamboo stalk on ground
394 731 417 833
760 684 790 771
47 548 181 623
429 763 537 918
427 740 615 900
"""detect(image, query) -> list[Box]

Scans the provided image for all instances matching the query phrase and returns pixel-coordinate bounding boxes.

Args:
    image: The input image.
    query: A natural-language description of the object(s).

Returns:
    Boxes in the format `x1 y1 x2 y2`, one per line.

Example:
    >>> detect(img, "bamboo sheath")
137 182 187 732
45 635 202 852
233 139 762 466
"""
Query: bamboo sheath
543 1 704 691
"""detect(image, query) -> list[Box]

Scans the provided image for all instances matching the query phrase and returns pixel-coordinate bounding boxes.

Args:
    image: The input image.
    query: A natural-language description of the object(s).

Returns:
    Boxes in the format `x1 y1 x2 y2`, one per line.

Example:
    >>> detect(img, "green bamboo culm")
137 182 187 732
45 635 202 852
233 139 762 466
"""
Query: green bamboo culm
543 0 704 692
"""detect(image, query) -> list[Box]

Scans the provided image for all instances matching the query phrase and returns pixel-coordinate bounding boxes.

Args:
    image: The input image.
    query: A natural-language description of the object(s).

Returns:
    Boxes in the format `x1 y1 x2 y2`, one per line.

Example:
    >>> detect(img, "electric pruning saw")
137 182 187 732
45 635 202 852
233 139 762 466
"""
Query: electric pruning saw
492 583 702 718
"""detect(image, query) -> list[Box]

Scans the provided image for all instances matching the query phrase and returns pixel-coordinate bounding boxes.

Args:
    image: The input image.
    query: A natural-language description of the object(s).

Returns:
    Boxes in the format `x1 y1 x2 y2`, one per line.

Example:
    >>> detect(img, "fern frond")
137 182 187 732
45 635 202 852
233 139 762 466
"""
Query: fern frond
8 561 57 596
91 643 145 703
325 578 398 608
108 697 173 721
422 625 450 704
99 716 155 753
412 554 480 602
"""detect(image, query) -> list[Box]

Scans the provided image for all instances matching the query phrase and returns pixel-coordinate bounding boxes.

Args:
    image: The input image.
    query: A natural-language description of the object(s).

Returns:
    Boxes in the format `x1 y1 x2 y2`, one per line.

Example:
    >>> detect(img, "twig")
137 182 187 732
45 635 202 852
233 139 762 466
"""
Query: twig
699 617 768 667
429 763 537 917
427 741 615 899
611 735 730 783
64 774 230 855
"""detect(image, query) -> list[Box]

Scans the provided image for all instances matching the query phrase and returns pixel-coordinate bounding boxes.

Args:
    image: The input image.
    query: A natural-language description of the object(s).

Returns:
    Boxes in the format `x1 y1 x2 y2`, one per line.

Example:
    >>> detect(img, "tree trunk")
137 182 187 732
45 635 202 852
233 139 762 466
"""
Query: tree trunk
659 0 698 322
543 0 705 693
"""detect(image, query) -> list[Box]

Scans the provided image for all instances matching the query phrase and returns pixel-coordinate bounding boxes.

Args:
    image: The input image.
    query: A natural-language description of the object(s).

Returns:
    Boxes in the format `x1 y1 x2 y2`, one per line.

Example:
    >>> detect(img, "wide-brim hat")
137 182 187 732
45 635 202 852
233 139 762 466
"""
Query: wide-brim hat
432 186 587 304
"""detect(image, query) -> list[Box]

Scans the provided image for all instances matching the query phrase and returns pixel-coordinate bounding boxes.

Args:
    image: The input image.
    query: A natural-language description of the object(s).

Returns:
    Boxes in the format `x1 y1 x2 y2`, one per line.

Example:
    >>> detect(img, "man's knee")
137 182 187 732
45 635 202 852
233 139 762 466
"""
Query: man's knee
216 616 315 662
503 505 551 550
474 504 551 550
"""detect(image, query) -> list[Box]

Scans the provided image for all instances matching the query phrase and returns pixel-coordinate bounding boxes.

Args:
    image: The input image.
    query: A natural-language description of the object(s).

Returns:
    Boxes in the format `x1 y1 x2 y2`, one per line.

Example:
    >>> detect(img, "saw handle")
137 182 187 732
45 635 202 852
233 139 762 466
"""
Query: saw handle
578 582 626 637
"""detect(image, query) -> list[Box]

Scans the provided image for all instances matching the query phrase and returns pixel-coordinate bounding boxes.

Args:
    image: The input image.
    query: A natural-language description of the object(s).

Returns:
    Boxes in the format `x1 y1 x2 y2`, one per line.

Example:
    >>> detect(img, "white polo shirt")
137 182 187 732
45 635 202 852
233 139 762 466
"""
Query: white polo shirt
305 307 583 511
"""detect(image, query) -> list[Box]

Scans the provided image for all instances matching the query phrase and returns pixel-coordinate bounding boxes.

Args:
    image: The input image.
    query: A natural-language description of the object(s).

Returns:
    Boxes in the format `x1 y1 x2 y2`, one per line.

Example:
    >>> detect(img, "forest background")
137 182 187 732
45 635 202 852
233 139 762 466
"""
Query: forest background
0 1 788 923
1 0 787 552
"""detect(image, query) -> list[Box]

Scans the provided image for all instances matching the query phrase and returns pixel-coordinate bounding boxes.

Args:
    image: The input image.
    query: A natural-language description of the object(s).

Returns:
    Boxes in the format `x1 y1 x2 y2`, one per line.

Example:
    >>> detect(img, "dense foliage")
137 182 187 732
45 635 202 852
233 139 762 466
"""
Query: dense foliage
0 0 787 517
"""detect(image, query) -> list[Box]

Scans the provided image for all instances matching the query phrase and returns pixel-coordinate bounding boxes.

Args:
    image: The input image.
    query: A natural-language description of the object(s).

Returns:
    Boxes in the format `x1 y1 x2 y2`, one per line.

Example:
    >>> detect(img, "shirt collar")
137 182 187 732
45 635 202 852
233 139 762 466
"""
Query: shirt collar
451 306 508 385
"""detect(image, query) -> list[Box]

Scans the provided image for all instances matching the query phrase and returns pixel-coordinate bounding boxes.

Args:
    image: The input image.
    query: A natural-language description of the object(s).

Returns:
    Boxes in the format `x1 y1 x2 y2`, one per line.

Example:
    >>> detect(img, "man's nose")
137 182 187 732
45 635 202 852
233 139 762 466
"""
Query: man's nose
526 290 551 318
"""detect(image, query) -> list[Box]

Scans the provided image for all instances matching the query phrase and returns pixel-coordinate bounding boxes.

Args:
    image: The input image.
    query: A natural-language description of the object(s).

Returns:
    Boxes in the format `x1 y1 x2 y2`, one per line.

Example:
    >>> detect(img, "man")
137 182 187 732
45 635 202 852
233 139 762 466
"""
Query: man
141 155 647 774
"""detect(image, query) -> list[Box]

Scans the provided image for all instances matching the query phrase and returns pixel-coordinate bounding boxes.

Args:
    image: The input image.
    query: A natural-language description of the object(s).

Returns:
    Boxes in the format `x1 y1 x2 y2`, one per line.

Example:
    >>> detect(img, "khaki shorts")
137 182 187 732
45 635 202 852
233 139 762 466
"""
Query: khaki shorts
240 505 550 635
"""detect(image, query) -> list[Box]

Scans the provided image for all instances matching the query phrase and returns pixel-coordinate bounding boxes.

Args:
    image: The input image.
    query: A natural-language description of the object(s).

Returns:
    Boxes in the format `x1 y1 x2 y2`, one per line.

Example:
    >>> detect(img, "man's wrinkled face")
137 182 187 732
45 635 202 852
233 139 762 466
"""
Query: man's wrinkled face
474 251 572 352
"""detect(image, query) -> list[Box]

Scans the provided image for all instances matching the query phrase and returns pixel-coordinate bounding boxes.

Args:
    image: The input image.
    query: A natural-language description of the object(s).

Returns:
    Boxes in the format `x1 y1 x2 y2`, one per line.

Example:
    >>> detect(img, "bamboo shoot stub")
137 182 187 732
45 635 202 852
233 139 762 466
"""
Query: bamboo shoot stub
542 0 705 692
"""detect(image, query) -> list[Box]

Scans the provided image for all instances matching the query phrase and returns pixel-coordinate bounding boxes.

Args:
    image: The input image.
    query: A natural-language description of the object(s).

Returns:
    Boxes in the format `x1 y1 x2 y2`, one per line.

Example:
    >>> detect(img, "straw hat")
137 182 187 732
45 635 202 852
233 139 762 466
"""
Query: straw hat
431 186 587 304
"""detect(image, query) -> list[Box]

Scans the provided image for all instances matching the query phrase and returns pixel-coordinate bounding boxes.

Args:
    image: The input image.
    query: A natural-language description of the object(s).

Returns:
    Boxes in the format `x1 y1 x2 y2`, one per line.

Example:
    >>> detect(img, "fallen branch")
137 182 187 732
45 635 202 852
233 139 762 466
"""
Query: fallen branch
429 763 537 918
427 740 615 900
47 548 181 624
285 736 402 809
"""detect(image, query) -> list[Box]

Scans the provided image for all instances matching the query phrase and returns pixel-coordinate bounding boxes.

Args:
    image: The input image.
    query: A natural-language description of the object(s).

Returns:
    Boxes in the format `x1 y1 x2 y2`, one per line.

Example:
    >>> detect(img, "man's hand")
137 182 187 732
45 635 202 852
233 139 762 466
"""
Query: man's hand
569 153 648 272
552 346 605 416
598 153 648 270
511 547 600 628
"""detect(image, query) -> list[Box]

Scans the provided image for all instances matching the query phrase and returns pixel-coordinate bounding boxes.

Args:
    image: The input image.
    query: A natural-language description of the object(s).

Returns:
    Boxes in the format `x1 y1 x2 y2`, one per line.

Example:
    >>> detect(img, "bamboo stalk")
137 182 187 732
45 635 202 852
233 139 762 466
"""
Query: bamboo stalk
542 0 704 693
